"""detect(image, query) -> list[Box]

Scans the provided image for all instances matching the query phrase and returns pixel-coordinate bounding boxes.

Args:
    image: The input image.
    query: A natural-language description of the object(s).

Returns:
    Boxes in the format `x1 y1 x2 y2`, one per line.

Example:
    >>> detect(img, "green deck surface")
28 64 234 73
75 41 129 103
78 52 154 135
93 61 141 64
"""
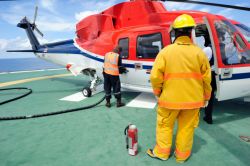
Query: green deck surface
0 70 249 166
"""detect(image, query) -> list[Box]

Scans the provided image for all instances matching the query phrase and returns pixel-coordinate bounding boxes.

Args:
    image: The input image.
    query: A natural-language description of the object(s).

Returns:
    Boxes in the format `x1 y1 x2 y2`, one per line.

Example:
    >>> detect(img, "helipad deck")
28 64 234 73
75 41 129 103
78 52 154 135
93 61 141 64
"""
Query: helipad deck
0 69 249 166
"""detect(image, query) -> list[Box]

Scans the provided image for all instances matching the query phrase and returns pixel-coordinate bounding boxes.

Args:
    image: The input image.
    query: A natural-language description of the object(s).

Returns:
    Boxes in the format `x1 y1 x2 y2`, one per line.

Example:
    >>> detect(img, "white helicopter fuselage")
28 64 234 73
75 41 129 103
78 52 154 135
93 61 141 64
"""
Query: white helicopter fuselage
35 39 250 101
35 40 154 93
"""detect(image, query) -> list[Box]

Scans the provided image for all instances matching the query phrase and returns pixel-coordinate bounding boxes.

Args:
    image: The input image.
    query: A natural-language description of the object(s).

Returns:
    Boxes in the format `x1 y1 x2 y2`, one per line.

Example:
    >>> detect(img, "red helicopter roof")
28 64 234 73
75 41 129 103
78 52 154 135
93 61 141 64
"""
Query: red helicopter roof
75 0 167 39
74 0 235 57
76 0 216 40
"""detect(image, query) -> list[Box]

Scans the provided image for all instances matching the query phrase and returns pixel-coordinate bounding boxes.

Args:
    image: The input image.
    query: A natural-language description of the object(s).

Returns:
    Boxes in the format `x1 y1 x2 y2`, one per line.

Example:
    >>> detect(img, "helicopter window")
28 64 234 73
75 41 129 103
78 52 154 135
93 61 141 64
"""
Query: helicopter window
170 30 175 43
235 33 247 50
137 33 163 59
234 24 250 43
118 38 129 59
170 24 210 47
215 20 250 65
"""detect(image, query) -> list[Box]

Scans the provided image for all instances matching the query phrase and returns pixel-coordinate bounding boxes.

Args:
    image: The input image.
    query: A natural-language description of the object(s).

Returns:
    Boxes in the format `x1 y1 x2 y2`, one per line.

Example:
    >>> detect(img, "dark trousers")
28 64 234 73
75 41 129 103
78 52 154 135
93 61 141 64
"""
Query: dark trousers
103 72 121 101
205 71 216 120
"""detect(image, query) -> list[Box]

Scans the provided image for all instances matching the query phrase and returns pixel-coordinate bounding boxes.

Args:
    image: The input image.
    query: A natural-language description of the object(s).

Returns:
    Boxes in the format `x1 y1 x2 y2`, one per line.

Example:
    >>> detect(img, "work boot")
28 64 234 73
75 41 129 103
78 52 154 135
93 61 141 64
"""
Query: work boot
147 149 169 161
105 100 111 108
203 116 213 124
174 152 189 163
116 99 125 107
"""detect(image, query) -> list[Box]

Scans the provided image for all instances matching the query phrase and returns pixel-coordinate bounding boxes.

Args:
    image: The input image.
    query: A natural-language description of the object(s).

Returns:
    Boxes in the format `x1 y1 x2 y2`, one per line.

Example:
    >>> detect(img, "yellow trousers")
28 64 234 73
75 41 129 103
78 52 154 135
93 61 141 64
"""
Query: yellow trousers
153 107 200 161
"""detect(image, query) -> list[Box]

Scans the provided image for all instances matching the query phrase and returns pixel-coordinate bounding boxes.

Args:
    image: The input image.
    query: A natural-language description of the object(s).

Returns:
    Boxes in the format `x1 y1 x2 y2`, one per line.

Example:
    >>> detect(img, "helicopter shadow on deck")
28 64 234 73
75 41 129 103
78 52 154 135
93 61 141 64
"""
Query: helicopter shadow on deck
170 134 207 156
204 99 250 124
24 77 91 95
49 77 89 87
198 100 250 165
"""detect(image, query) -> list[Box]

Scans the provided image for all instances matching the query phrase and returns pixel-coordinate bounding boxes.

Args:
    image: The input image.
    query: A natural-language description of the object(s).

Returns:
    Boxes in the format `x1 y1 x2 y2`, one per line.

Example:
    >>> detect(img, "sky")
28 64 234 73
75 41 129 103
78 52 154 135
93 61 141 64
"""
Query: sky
0 0 249 59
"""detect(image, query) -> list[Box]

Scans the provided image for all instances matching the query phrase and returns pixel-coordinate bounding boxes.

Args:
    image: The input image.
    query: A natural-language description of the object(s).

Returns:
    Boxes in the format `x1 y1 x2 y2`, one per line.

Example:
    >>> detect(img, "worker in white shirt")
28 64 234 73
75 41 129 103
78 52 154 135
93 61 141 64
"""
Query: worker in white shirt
202 35 216 124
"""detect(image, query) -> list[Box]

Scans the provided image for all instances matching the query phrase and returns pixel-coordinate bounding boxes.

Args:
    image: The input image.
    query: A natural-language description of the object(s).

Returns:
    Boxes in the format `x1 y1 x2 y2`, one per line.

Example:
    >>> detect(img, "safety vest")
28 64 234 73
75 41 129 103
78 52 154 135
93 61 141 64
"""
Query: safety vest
104 52 119 76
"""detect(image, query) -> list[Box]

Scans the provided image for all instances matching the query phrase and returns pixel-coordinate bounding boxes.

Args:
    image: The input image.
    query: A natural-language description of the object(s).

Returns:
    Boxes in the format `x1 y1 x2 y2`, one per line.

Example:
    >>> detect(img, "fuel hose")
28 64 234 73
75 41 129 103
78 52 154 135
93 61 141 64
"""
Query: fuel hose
0 87 32 105
0 87 105 121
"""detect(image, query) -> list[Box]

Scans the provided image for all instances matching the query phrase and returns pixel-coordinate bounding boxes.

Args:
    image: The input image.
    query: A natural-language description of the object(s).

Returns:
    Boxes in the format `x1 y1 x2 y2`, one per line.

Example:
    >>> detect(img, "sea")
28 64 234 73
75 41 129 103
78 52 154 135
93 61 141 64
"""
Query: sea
0 58 62 73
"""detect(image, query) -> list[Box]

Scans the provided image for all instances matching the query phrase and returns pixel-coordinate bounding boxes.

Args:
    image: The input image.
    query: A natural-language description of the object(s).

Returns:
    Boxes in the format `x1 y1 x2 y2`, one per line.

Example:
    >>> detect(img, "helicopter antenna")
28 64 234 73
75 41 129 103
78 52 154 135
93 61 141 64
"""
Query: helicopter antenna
159 0 250 11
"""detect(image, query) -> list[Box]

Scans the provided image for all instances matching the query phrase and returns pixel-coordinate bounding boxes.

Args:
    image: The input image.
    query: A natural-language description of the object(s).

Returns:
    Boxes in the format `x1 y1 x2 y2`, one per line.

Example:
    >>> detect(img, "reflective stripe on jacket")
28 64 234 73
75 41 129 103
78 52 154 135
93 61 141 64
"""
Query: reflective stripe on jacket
104 52 119 76
150 36 212 109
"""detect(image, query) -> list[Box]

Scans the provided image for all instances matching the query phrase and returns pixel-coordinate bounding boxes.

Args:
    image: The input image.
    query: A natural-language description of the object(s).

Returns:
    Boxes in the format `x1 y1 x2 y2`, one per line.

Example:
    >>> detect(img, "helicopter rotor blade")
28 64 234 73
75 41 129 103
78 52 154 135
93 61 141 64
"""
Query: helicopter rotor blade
161 0 250 11
34 26 44 37
33 6 38 24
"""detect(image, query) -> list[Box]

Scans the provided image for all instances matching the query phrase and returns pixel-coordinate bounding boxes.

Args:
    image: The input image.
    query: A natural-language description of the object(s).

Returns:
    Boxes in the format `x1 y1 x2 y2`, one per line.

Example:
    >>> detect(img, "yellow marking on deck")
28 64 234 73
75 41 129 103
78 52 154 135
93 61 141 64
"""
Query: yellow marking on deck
0 73 72 88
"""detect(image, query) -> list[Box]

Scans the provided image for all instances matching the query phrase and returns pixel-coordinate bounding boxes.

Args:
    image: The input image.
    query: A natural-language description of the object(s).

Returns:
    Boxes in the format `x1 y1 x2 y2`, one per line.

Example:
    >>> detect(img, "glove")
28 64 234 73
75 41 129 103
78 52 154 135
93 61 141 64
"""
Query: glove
119 66 128 74
203 101 209 108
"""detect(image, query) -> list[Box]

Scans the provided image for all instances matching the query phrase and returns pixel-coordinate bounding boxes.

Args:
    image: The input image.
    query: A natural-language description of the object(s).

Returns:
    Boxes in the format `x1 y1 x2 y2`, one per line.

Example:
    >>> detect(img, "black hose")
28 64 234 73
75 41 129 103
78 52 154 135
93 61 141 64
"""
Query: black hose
0 87 105 121
0 87 32 105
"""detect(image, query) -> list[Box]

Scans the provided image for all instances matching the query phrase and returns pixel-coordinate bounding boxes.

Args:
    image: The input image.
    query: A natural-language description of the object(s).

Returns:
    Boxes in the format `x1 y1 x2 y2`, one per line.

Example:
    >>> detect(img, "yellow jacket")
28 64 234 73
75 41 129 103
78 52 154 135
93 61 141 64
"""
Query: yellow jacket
150 36 211 109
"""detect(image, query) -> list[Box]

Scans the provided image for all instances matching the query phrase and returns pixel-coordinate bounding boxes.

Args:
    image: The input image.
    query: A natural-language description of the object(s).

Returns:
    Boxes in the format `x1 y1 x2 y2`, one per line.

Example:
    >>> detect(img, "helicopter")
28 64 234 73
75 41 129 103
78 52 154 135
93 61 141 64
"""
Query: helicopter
7 0 250 101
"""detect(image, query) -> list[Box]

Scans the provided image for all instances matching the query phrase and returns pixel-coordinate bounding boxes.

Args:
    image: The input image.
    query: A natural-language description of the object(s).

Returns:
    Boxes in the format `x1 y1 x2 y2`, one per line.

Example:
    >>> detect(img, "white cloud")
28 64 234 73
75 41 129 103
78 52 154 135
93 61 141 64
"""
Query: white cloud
79 0 117 11
199 8 211 13
0 0 120 34
0 37 31 50
0 12 23 25
164 2 197 11
40 0 57 14
75 10 98 21
0 37 32 58
0 36 68 52
37 19 75 32
0 3 75 33
1 12 75 32
0 40 8 50
74 0 119 21
216 9 234 19
95 0 118 10
0 36 67 59
164 1 212 13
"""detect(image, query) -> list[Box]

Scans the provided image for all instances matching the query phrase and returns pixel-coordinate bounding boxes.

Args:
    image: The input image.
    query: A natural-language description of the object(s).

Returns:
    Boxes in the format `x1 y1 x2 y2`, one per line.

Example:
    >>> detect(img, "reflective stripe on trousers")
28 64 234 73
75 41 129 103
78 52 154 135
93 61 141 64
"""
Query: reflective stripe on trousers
153 107 200 160
103 72 121 100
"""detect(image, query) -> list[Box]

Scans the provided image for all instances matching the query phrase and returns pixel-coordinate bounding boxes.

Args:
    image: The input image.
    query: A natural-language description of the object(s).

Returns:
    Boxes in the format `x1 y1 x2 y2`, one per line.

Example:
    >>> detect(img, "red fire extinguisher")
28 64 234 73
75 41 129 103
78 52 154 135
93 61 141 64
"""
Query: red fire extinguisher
124 124 138 156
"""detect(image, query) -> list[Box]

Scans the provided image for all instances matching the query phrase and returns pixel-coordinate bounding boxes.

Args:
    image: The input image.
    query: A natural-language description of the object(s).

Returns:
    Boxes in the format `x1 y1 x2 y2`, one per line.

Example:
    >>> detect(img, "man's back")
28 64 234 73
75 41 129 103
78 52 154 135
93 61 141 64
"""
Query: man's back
104 51 119 76
164 38 206 74
150 36 211 109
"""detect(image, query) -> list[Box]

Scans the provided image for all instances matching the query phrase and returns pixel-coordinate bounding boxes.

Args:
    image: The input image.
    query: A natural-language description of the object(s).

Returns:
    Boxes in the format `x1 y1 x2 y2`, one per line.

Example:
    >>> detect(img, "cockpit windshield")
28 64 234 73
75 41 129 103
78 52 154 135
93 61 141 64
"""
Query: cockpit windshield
214 20 250 65
234 23 250 43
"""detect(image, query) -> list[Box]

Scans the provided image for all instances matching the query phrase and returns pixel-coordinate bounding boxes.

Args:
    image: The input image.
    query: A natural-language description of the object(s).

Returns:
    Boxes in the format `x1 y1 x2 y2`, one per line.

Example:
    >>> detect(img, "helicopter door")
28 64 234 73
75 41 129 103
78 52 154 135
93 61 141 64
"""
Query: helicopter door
204 17 250 101
118 32 163 91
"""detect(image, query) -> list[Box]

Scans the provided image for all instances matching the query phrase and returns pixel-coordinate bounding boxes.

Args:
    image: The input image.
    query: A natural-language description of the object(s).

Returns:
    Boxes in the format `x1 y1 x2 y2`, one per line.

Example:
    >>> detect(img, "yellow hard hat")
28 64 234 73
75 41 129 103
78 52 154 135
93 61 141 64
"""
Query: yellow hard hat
172 14 196 29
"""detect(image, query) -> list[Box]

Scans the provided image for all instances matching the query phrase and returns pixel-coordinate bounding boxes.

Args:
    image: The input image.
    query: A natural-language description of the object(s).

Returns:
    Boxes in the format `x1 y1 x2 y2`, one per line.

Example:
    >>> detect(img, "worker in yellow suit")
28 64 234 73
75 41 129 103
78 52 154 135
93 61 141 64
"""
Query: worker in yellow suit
147 14 211 163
